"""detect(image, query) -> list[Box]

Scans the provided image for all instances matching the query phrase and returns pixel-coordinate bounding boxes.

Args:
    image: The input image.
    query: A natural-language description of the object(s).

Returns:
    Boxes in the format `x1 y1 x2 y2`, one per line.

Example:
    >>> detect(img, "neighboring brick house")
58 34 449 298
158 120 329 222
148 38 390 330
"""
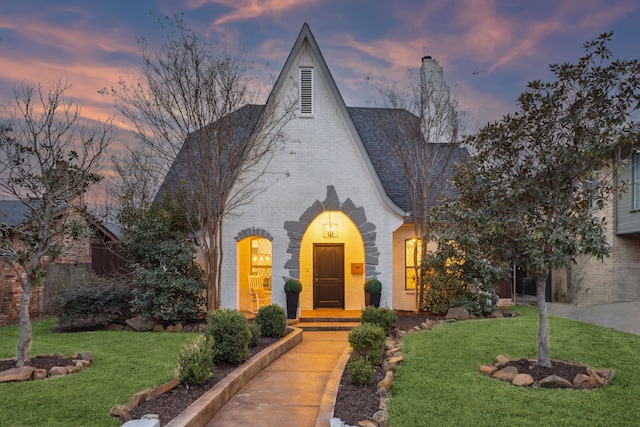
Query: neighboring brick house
156 23 468 312
0 198 123 321
552 150 640 305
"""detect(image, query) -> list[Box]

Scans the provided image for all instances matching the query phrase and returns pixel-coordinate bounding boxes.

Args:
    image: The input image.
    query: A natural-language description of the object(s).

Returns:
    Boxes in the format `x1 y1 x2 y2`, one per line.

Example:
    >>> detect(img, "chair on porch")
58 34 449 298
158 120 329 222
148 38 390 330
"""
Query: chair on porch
249 274 270 313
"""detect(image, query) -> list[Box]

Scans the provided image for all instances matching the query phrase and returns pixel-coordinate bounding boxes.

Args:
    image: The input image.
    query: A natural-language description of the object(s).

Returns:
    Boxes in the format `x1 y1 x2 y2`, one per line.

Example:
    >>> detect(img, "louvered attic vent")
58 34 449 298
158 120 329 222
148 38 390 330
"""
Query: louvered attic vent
299 67 313 115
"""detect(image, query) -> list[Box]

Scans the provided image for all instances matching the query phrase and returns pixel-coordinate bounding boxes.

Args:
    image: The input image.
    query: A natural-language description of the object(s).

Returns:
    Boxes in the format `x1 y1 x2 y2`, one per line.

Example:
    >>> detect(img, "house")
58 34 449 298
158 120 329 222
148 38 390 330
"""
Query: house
0 198 125 321
551 148 640 305
157 23 468 313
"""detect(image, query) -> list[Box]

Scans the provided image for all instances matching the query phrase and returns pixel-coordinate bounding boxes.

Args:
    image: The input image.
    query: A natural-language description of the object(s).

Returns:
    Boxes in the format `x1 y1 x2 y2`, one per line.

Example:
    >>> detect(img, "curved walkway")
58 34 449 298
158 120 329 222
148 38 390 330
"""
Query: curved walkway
547 301 640 335
205 331 350 427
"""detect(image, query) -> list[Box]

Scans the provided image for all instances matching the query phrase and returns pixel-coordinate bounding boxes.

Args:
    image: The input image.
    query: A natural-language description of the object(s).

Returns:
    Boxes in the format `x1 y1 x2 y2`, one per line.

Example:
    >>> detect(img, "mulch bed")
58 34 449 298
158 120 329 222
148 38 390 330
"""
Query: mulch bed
128 335 280 425
503 358 588 383
0 355 77 372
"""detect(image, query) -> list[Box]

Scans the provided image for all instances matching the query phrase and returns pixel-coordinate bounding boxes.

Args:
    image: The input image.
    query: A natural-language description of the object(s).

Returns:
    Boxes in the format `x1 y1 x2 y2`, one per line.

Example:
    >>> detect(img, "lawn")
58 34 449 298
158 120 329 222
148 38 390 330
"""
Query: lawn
0 318 192 427
389 306 640 427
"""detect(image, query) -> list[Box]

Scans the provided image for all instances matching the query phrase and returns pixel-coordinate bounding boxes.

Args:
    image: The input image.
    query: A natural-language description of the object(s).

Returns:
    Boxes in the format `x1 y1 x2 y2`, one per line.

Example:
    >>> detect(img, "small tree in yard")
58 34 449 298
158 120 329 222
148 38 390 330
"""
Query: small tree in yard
118 191 205 323
0 82 113 367
448 32 640 367
112 16 296 310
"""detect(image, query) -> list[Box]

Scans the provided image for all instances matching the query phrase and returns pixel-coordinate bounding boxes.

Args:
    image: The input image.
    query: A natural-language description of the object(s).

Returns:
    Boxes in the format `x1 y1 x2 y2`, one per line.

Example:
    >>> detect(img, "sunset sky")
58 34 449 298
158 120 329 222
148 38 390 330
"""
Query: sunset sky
1 0 639 147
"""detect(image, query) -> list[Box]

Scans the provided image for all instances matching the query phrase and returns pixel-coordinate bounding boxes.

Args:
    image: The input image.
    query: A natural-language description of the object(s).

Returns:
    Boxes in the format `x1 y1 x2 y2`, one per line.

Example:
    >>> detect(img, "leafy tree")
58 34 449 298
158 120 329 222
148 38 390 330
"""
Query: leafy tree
0 81 113 366
118 191 205 322
112 15 296 309
448 32 640 366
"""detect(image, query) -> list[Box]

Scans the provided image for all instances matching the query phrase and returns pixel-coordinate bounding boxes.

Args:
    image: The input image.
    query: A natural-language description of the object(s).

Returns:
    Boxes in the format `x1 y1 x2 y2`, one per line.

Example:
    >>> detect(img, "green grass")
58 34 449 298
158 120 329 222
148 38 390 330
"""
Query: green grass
0 318 193 427
389 306 640 427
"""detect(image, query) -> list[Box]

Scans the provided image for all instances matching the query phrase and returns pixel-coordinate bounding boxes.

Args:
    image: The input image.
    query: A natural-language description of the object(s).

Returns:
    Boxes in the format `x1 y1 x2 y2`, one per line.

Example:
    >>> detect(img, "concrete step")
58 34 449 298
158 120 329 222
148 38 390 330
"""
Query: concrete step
297 321 360 331
300 317 360 323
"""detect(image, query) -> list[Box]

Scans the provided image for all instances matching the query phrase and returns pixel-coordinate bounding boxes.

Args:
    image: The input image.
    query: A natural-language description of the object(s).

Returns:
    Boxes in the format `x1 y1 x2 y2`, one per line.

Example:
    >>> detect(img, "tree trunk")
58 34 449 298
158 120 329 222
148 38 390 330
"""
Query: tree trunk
16 282 33 368
536 271 551 367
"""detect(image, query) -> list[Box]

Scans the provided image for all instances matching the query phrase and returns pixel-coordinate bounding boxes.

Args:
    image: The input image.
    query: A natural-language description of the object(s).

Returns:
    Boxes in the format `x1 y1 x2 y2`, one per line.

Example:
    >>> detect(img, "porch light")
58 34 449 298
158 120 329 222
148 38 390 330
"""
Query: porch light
322 212 338 238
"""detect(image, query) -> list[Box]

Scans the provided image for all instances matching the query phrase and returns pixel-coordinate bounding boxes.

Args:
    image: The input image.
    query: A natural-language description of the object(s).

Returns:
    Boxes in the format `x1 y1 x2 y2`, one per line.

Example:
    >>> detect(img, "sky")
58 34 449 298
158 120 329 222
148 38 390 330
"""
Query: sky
0 0 639 168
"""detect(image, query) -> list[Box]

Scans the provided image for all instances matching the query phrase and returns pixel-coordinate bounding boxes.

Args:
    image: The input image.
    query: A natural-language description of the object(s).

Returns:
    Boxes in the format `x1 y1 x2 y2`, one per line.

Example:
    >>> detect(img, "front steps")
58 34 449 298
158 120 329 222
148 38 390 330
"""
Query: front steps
295 315 360 331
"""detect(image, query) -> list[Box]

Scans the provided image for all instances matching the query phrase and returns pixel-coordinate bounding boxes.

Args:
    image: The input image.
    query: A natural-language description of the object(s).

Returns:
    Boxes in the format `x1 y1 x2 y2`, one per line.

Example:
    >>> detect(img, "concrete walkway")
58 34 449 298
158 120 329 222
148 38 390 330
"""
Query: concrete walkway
547 301 640 335
206 331 350 427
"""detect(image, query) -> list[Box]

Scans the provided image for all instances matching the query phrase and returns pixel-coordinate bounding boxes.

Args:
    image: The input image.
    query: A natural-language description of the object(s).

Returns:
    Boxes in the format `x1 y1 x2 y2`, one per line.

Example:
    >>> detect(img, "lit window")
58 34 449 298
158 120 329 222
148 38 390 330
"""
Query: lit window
405 238 422 290
251 238 272 289
299 68 313 115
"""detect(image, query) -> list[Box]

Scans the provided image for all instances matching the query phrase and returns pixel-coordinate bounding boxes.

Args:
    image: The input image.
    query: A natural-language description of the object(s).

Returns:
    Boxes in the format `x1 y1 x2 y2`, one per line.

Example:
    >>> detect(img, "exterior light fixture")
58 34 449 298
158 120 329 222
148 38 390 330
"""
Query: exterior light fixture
322 212 338 238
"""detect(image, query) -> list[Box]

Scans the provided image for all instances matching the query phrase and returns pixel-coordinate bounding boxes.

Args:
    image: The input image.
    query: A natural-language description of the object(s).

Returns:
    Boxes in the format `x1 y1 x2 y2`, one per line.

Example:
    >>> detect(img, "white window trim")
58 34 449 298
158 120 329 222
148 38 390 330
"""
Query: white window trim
299 67 313 116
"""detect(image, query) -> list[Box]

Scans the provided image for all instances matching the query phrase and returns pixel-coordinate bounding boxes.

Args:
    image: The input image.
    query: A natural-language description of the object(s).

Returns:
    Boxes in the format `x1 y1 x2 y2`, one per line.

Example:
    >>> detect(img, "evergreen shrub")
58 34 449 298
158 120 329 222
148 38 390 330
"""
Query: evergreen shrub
255 304 287 338
206 308 252 364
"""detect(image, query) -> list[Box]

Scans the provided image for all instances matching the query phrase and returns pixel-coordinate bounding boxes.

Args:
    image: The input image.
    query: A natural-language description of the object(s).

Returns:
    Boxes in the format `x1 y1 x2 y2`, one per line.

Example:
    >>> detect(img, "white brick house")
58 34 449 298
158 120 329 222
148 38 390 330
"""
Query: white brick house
157 23 466 313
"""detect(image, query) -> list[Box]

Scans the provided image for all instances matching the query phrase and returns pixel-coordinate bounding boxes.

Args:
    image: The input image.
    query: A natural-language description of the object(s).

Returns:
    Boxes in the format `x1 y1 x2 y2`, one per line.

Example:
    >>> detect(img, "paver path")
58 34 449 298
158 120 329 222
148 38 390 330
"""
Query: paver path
206 331 349 427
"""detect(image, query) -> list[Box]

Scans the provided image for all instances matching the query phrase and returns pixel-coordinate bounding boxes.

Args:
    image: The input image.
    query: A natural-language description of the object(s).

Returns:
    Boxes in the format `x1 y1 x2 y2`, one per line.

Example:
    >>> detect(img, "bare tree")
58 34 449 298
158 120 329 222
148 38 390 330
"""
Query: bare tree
375 57 464 310
112 16 296 309
0 81 113 366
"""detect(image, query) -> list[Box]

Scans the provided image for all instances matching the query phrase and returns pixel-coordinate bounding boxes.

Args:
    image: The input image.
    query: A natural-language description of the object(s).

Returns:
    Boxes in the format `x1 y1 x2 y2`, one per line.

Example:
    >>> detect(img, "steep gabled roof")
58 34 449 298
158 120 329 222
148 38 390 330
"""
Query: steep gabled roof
155 24 468 217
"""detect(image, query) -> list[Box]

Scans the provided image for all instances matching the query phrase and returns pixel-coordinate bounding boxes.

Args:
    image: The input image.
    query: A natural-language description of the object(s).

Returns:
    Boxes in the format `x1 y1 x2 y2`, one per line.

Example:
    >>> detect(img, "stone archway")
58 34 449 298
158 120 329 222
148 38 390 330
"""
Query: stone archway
283 185 379 281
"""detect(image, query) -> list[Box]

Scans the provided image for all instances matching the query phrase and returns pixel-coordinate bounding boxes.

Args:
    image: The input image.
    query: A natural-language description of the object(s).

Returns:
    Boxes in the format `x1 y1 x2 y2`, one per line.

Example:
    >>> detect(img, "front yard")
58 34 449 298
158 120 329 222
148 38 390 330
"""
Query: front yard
0 318 191 427
390 305 640 426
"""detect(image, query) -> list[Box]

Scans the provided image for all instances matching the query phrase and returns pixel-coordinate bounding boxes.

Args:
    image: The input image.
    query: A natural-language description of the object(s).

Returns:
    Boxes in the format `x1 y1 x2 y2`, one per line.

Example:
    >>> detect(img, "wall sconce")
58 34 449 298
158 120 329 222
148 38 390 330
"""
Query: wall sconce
322 212 338 238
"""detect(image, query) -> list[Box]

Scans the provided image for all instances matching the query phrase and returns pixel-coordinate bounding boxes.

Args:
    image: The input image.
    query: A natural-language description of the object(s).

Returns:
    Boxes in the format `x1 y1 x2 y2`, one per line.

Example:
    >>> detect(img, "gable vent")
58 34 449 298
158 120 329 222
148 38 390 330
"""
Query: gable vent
299 67 313 115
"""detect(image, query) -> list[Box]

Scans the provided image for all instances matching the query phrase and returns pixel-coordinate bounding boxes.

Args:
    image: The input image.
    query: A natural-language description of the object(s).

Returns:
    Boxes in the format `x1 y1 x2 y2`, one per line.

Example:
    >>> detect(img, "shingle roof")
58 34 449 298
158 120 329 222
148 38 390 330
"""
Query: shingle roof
156 105 467 215
0 200 34 226
348 107 467 213
155 104 264 203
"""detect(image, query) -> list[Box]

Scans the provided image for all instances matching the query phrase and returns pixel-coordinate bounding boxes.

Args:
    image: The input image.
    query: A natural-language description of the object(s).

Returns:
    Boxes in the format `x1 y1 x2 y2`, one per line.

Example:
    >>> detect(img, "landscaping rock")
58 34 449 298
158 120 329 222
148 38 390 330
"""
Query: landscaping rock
494 354 510 366
105 323 125 331
446 306 470 321
539 375 573 389
492 366 519 381
174 323 183 333
126 316 158 332
372 409 389 427
478 365 497 376
49 366 68 377
573 373 599 389
0 366 35 382
512 373 534 387
378 371 394 393
76 352 93 362
357 421 377 427
33 369 48 380
487 310 504 319
152 324 165 332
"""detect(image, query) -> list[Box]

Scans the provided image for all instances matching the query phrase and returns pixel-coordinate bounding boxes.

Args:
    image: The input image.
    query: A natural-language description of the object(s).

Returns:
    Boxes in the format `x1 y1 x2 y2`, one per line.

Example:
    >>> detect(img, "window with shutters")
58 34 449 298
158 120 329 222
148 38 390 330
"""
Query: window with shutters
299 67 313 115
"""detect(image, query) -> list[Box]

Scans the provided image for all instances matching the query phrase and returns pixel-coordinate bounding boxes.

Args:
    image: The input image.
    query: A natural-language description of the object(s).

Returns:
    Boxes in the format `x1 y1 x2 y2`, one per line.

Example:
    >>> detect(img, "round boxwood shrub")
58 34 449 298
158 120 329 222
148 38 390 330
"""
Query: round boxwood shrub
248 322 261 347
364 278 382 294
348 323 386 365
177 335 215 385
347 357 374 386
255 304 287 338
206 308 252 364
361 306 397 334
284 278 302 293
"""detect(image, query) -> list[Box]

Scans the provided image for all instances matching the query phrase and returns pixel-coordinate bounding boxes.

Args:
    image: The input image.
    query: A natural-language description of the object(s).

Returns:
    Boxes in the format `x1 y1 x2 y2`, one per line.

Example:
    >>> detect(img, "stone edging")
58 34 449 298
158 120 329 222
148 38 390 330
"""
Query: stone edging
0 352 93 383
114 327 302 426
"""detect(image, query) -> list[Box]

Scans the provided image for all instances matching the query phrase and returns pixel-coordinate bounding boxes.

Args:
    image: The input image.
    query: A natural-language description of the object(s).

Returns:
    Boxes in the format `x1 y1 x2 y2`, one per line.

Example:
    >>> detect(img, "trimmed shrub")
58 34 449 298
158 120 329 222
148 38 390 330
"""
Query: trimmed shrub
56 274 132 331
348 323 386 365
364 278 382 294
248 322 261 347
284 278 302 293
255 304 287 338
361 306 397 334
347 357 374 386
177 335 215 385
206 309 252 364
